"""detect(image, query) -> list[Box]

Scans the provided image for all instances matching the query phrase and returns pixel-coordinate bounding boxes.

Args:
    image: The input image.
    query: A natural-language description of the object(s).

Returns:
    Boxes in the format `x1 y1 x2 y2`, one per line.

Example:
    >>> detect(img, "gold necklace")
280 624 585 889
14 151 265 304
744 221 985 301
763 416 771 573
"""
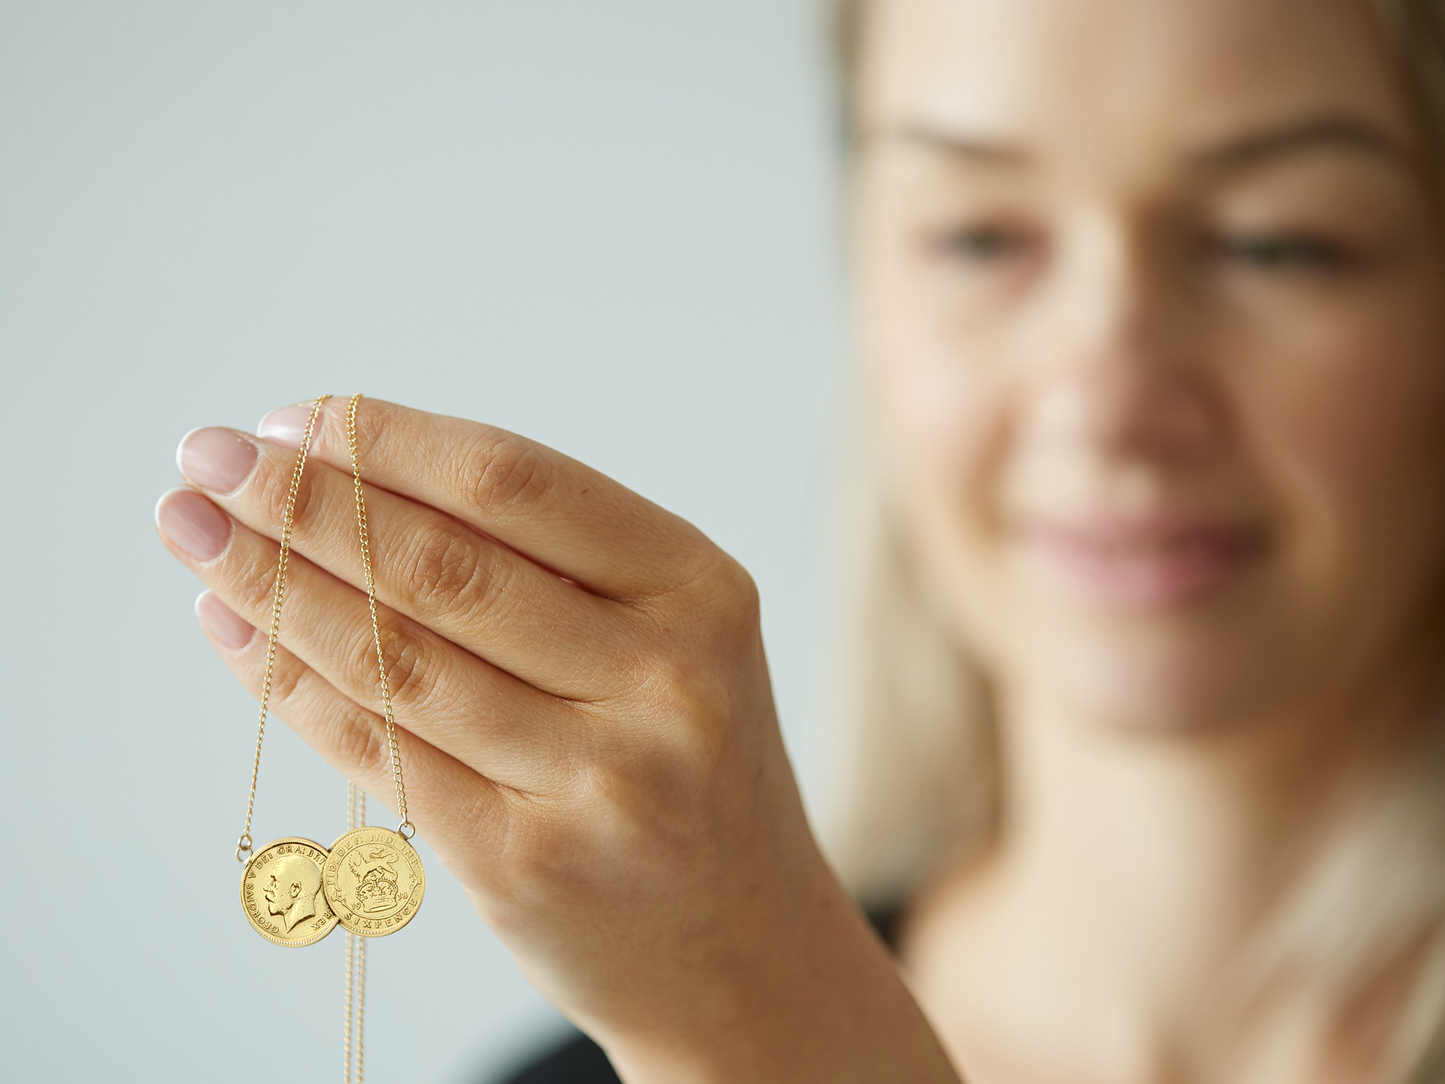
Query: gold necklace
233 393 427 1082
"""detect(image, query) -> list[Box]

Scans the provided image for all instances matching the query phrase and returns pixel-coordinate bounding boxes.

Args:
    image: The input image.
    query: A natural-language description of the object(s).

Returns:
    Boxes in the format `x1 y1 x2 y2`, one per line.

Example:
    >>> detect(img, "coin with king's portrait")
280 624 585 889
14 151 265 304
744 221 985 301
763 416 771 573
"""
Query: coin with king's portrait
239 837 341 947
323 827 425 937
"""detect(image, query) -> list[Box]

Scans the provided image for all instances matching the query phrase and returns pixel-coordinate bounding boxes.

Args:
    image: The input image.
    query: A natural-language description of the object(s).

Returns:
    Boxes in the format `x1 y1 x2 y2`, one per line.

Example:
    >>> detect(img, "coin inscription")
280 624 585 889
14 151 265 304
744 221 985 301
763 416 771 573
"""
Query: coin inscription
323 827 425 937
240 837 341 947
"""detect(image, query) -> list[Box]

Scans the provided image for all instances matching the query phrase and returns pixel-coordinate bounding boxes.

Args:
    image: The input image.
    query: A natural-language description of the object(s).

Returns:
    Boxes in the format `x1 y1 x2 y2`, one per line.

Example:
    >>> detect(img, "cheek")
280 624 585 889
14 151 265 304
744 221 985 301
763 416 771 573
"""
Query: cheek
866 283 1019 657
1239 289 1445 668
864 243 1009 498
869 296 1008 536
1265 358 1445 557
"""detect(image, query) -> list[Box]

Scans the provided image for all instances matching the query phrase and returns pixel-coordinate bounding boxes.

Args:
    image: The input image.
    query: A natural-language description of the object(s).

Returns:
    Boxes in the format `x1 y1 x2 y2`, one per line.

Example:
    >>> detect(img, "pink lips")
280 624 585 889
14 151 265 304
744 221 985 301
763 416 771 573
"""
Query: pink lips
1020 515 1264 609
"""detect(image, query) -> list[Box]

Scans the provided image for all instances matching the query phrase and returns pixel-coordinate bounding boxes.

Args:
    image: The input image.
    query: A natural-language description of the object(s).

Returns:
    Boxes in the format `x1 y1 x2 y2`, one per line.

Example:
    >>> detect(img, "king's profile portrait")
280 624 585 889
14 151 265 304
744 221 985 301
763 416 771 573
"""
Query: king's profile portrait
263 854 324 933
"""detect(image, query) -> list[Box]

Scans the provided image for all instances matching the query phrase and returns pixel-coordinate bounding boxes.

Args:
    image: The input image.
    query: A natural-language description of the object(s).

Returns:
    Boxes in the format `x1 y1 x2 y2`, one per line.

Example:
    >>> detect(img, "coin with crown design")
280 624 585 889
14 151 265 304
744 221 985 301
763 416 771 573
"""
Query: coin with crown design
322 826 426 937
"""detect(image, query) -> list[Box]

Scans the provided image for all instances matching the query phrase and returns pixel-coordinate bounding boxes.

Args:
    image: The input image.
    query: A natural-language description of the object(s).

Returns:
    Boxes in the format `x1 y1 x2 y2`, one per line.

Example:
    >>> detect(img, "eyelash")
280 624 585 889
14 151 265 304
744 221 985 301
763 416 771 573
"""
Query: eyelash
1216 232 1351 272
928 225 1035 264
924 224 1353 275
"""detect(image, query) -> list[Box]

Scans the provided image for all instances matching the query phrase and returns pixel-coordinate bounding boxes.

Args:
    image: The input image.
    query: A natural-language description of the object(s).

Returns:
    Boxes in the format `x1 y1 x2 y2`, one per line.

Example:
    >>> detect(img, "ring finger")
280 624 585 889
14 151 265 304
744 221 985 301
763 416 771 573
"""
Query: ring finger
157 485 588 791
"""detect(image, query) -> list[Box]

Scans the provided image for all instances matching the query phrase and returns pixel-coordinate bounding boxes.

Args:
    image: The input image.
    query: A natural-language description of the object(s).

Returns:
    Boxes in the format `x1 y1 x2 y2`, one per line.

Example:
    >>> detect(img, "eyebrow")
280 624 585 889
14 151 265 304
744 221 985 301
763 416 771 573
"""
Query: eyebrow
864 114 1414 173
863 123 1034 166
1188 114 1413 171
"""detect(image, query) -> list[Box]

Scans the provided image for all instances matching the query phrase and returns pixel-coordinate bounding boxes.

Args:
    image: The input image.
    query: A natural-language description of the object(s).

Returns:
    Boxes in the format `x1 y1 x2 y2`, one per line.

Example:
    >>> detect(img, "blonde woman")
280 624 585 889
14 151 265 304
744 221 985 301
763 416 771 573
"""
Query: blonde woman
154 0 1445 1080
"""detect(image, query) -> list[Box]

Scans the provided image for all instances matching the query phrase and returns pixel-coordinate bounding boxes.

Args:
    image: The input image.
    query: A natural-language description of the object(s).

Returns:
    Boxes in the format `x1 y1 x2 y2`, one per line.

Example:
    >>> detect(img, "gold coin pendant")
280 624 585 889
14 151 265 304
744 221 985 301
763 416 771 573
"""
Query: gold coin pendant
240 837 341 947
323 826 426 937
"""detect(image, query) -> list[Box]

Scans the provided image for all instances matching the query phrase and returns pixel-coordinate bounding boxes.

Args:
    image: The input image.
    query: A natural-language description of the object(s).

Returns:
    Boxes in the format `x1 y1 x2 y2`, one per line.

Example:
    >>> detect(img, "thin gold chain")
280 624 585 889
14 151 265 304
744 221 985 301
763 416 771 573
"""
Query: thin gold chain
236 395 331 863
346 392 411 833
344 781 367 1084
226 393 399 1082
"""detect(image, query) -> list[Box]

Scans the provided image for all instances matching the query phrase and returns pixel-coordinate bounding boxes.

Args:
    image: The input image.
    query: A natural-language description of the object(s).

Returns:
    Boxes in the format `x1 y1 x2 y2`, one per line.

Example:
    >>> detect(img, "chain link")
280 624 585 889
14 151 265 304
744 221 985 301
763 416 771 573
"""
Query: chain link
347 393 410 830
227 392 407 1084
344 781 367 1084
236 395 331 862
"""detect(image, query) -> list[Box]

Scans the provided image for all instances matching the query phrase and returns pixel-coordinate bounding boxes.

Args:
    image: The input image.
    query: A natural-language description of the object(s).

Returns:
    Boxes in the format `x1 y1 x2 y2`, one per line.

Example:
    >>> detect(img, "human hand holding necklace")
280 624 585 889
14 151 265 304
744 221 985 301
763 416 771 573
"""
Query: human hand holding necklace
155 397 959 1084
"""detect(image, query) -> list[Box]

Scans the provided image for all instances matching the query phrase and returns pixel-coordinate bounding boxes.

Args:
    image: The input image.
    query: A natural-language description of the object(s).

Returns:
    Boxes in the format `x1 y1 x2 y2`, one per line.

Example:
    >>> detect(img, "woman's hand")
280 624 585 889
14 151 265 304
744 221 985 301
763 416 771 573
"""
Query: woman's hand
155 398 959 1084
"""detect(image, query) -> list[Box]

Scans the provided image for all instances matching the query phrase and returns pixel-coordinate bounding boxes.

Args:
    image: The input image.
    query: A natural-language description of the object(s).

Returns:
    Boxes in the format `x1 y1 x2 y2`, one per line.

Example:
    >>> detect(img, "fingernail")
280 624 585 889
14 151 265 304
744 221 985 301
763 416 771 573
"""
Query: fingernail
177 427 258 494
195 590 255 651
155 487 233 562
257 405 313 450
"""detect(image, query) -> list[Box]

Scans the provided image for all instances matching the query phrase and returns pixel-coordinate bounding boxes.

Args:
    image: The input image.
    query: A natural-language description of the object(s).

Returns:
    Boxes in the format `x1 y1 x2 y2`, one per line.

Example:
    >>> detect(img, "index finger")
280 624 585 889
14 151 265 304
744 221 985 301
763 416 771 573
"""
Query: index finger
257 397 712 603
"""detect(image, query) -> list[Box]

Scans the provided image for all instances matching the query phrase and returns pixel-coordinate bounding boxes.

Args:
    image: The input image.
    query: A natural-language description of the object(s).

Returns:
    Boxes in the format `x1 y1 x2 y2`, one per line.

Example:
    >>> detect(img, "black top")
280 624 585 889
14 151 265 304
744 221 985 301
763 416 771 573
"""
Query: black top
490 908 903 1084
496 1033 618 1084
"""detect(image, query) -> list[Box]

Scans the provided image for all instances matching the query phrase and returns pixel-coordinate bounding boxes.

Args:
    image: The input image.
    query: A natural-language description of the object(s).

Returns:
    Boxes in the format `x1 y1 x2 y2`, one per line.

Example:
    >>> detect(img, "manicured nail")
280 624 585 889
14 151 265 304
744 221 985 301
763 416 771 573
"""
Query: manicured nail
177 427 258 494
195 590 255 651
155 487 233 562
257 405 313 449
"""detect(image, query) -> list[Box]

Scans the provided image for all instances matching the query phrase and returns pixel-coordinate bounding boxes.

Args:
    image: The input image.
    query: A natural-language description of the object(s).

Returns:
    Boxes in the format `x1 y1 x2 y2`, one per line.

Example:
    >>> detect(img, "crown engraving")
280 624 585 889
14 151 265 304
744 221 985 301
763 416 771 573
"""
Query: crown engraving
349 847 401 914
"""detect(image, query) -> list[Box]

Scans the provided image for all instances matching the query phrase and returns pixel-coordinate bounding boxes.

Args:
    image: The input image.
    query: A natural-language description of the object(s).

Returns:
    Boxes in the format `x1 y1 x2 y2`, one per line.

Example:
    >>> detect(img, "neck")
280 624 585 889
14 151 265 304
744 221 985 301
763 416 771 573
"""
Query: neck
903 658 1445 1084
997 665 1438 1077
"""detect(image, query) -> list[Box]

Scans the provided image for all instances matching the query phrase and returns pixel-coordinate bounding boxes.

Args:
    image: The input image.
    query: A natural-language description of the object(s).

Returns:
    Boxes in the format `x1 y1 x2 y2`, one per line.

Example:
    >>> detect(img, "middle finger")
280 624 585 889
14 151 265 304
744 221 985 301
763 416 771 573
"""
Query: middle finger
157 486 585 790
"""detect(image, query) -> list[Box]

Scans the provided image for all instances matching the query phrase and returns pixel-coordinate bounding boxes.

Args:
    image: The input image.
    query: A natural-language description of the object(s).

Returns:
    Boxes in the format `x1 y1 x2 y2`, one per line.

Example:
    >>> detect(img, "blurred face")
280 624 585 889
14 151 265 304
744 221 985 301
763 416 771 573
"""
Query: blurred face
856 0 1445 731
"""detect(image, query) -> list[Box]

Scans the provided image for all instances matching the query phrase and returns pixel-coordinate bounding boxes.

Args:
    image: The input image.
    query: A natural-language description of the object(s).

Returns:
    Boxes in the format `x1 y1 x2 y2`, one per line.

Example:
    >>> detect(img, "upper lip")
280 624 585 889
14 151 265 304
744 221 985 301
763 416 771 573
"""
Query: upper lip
1019 512 1267 554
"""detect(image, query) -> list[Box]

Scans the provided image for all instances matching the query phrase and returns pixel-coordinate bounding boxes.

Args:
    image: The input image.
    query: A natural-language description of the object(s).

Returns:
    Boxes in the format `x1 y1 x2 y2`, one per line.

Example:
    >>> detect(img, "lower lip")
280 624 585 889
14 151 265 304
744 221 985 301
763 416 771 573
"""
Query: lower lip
1021 527 1260 609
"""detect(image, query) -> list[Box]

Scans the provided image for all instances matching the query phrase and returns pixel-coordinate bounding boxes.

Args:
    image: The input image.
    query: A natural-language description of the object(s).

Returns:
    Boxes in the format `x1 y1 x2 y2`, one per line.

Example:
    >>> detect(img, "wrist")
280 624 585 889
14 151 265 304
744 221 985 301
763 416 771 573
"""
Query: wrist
598 878 960 1084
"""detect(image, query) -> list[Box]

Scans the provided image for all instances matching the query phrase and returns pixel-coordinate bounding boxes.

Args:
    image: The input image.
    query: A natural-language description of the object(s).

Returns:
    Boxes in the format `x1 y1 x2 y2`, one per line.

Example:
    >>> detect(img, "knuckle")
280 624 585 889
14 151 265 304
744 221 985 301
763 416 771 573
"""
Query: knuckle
400 522 510 617
231 547 282 616
712 554 761 625
505 819 569 884
637 655 739 771
669 548 761 635
582 753 716 866
459 431 554 522
485 800 576 905
267 652 308 707
345 398 385 464
381 635 451 715
331 708 392 782
253 448 321 531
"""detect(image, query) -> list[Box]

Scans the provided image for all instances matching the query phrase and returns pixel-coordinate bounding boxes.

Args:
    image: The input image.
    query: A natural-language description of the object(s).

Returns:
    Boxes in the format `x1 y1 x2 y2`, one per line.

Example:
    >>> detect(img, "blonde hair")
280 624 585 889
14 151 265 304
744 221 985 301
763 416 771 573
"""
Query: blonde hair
821 1 1445 1079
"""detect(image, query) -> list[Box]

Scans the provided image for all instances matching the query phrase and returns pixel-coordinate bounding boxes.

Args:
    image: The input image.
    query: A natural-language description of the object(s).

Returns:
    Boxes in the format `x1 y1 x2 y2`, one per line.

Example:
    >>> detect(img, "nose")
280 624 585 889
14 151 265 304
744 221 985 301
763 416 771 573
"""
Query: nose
1023 216 1221 465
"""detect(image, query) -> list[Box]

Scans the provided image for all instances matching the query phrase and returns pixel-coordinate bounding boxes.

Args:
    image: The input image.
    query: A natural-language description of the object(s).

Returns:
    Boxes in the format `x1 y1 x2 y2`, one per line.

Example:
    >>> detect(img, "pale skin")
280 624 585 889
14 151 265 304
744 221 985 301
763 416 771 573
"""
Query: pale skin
862 0 1445 1081
156 0 1445 1082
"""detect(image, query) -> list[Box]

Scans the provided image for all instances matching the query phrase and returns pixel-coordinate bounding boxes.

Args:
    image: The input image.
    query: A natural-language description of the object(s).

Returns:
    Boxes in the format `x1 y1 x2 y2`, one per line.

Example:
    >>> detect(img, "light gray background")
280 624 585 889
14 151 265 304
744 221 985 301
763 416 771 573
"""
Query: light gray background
0 2 845 1079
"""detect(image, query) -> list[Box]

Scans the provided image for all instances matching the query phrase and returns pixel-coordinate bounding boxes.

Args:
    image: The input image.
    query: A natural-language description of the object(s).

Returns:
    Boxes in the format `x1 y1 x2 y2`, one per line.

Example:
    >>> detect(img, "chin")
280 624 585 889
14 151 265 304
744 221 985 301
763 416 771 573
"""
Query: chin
1032 621 1298 733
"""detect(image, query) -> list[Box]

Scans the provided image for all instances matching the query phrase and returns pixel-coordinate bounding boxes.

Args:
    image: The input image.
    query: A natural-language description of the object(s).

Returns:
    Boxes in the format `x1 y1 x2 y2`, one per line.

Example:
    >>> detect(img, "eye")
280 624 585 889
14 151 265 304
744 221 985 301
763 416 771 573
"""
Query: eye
1219 232 1350 272
927 224 1036 265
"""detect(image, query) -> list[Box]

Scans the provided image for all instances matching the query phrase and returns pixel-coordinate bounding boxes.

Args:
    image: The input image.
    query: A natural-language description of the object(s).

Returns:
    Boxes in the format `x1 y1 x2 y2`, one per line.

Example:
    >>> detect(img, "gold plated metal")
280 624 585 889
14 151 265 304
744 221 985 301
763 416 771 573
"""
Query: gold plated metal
325 826 427 937
343 782 367 1083
321 394 427 943
346 393 411 835
240 838 341 947
235 394 331 864
224 392 424 1078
